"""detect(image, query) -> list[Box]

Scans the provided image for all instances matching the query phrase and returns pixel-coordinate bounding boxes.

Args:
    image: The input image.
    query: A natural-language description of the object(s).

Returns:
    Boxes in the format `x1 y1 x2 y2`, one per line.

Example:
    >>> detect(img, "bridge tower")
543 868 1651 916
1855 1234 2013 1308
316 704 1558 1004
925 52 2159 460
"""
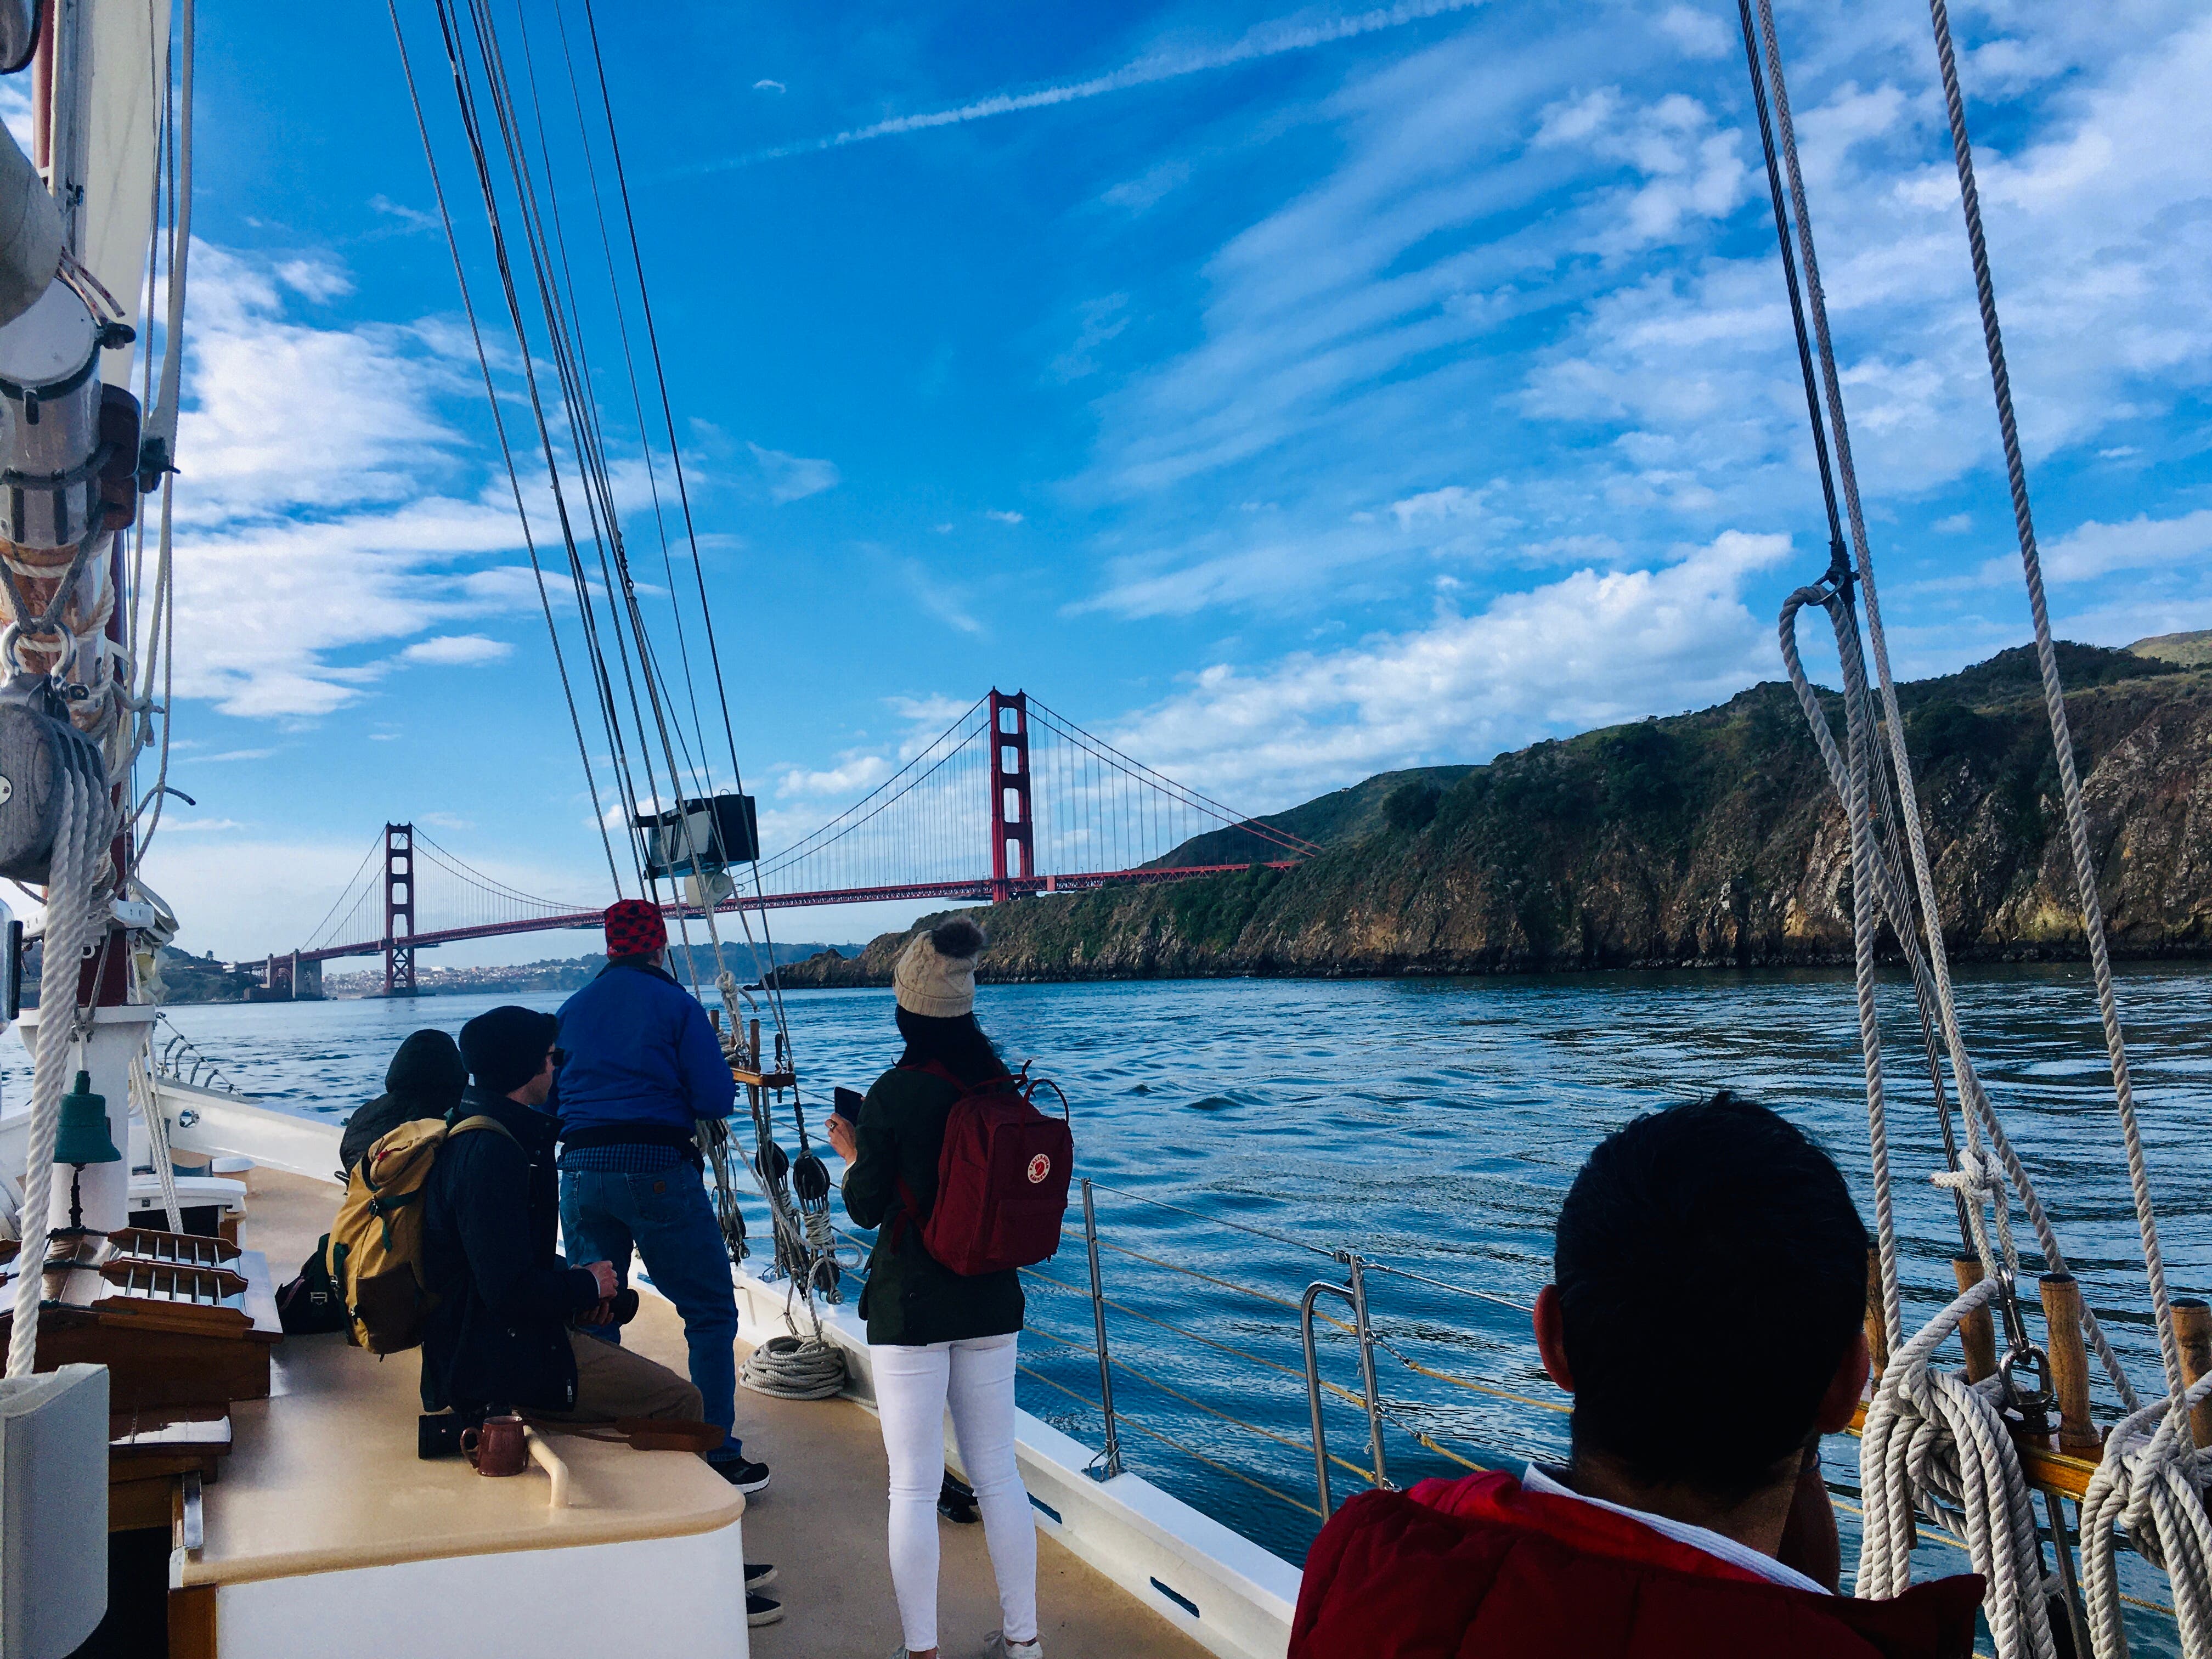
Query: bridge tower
988 690 1034 904
384 822 417 997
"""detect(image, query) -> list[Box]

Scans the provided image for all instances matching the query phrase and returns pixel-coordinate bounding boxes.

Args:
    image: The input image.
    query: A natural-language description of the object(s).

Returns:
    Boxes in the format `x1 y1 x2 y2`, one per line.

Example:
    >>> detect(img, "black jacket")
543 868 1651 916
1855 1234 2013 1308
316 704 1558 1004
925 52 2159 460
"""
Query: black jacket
341 1029 469 1173
841 1063 1023 1347
419 1085 600 1417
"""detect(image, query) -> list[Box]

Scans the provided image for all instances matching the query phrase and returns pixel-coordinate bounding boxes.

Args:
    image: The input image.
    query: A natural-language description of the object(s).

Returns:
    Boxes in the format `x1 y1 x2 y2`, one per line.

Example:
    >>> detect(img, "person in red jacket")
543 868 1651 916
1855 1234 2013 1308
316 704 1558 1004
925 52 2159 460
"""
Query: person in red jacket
1290 1092 1985 1659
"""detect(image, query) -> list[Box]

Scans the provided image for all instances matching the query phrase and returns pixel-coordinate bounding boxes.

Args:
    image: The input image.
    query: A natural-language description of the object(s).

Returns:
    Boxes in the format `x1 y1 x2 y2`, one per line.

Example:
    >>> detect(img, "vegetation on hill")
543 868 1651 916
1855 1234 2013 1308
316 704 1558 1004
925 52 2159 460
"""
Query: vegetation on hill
776 643 2212 985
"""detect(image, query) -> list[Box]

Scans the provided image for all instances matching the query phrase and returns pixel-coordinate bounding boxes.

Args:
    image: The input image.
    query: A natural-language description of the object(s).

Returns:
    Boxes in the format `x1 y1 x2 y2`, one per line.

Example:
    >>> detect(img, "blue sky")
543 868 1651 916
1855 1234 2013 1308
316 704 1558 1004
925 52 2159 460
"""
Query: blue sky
86 0 2212 962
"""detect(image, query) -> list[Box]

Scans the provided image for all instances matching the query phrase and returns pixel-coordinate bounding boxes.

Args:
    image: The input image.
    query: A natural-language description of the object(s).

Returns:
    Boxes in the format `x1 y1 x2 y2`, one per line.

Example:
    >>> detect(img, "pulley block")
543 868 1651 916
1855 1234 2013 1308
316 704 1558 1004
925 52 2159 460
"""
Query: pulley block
0 677 106 882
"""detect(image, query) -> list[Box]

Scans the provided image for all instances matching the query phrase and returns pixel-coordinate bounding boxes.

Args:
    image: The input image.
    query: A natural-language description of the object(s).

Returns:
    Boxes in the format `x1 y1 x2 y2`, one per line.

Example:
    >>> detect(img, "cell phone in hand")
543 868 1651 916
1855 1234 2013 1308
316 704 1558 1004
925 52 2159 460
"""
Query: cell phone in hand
833 1087 864 1126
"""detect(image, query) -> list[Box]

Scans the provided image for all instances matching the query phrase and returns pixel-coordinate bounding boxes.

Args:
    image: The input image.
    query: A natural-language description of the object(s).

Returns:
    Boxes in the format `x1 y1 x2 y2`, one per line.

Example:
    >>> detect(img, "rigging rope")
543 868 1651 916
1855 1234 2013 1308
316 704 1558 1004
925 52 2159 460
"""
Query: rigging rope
1735 5 2171 1651
397 0 833 1319
1913 5 2209 1648
1917 0 2180 1404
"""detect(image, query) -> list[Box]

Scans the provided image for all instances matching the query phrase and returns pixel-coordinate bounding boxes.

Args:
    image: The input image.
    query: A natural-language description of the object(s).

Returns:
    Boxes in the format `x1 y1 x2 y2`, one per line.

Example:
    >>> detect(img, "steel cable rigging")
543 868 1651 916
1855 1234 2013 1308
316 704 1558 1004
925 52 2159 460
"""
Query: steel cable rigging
388 0 837 1317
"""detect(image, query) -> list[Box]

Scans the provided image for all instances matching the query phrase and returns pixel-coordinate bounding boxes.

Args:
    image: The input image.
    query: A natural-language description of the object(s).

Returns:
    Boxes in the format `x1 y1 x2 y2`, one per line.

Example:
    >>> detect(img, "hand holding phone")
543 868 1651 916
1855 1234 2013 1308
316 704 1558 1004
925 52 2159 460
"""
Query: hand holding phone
832 1087 864 1126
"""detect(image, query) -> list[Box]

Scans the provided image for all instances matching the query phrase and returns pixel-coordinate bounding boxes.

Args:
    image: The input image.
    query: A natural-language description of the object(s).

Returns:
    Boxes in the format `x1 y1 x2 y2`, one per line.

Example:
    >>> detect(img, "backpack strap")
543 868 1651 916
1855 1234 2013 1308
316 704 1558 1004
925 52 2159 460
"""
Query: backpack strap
448 1113 522 1148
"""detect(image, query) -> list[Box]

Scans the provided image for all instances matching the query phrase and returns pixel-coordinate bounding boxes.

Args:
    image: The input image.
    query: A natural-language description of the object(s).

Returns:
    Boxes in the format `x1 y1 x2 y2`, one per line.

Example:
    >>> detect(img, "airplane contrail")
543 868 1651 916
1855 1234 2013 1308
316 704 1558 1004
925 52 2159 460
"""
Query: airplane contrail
682 0 1483 176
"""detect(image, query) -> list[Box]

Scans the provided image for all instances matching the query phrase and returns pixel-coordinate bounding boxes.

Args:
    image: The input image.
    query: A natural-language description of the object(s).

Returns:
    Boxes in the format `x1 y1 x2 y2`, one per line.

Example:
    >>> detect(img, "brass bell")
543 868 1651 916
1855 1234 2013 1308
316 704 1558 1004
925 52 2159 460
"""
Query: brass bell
52 1072 120 1167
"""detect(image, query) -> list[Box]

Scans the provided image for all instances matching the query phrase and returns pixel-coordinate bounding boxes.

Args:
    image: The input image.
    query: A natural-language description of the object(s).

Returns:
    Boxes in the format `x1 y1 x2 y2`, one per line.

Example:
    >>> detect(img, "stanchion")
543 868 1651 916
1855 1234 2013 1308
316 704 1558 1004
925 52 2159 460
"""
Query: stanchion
1080 1179 1124 1480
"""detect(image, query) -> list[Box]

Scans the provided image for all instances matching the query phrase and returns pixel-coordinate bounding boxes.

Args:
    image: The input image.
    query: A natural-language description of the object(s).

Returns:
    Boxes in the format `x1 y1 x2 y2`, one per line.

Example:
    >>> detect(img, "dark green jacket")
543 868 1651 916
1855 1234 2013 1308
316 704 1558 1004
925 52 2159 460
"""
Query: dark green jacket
841 1063 1023 1347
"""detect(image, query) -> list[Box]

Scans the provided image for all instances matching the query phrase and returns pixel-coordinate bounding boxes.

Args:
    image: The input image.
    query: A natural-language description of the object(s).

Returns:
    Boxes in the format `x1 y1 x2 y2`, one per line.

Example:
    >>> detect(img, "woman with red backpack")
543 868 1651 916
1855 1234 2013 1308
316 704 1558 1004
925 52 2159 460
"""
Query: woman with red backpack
826 918 1046 1659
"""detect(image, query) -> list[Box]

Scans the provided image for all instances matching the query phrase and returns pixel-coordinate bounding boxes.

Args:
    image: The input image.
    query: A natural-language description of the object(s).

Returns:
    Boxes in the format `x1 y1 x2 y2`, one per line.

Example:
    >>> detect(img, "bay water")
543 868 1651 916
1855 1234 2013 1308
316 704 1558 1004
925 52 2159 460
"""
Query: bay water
12 961 2204 1648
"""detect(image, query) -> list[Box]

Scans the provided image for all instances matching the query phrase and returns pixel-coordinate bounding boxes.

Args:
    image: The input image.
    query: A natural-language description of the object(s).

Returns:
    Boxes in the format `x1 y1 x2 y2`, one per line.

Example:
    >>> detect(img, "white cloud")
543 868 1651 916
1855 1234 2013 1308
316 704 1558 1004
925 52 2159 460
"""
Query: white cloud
752 78 786 94
1101 531 1794 802
748 442 841 503
774 751 893 799
368 194 439 233
274 257 355 303
156 819 243 834
151 244 612 718
1654 4 1730 61
2012 509 2212 585
984 509 1026 525
1389 484 1483 528
399 634 514 667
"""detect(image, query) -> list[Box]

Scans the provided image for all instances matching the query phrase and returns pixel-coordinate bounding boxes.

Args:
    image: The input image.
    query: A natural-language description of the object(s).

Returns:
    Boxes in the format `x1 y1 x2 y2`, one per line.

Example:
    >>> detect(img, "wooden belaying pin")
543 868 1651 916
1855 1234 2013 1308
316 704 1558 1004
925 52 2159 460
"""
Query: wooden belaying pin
2176 1298 2212 1452
1865 1246 1888 1379
2038 1273 2100 1455
1952 1258 1996 1384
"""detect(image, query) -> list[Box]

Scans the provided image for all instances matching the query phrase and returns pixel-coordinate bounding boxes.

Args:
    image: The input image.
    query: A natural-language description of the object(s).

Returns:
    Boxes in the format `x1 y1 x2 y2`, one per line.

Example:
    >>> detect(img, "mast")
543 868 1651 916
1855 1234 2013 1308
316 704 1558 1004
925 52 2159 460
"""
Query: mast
0 0 180 1238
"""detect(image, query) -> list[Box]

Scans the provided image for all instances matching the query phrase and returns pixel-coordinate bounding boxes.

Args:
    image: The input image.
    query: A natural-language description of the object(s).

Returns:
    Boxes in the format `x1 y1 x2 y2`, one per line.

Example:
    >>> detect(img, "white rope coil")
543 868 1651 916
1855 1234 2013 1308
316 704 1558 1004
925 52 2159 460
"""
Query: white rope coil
5 768 109 1379
739 1331 847 1402
1859 1278 2059 1659
2079 1376 2212 1658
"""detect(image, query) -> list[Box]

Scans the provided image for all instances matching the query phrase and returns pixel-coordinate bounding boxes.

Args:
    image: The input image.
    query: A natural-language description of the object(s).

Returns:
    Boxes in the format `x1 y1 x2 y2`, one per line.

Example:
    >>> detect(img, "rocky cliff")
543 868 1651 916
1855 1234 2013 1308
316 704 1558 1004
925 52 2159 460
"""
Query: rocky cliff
776 641 2212 986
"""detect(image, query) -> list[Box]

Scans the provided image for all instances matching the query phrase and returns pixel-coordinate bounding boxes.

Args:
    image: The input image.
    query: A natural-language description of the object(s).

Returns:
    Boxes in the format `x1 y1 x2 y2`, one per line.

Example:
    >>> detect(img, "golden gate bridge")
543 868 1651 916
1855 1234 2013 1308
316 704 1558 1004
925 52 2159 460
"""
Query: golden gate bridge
251 692 1314 996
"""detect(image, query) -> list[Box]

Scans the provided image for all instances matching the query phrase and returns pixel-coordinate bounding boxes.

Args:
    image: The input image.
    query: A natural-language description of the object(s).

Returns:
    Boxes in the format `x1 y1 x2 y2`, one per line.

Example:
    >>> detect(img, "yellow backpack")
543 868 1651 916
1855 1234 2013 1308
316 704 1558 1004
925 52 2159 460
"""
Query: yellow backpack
325 1114 516 1353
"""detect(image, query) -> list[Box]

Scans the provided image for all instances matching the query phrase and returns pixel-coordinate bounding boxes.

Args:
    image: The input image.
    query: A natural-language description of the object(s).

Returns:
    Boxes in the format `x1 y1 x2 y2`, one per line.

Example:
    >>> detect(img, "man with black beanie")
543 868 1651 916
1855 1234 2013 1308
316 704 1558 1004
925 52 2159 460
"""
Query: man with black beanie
419 1005 703 1430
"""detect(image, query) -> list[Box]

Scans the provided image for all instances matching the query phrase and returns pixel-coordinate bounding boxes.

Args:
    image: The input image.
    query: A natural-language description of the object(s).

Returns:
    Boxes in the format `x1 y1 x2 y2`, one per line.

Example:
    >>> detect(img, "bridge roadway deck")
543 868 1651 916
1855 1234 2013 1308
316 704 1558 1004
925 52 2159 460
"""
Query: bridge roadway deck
239 1165 1212 1658
291 861 1297 964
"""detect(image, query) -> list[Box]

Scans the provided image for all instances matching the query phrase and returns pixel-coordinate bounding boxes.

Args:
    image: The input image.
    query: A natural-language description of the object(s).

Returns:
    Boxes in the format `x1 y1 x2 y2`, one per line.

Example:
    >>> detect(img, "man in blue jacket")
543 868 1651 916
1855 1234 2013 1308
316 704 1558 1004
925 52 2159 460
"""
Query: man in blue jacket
556 899 766 1493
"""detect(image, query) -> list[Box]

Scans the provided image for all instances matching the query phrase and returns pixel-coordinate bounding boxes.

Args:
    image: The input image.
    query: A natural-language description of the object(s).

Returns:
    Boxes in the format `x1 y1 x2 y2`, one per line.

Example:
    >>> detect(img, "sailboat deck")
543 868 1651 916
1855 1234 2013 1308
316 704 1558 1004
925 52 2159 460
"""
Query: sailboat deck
233 1165 1213 1657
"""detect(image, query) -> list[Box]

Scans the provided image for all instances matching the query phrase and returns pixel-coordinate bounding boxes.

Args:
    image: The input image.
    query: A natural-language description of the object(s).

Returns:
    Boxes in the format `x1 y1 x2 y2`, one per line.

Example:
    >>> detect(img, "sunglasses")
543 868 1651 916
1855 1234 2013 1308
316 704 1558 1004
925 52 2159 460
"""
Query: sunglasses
548 1047 567 1069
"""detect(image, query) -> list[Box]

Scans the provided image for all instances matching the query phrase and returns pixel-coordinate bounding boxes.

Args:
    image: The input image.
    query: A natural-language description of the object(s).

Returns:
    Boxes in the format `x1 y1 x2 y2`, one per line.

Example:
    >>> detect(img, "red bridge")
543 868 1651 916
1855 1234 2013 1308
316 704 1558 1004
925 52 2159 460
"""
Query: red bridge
257 691 1312 996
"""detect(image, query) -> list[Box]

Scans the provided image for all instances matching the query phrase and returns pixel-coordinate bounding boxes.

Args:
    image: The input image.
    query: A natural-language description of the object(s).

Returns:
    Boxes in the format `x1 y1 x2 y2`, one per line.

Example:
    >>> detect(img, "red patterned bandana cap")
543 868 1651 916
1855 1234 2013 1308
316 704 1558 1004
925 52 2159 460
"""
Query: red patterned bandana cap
604 898 668 958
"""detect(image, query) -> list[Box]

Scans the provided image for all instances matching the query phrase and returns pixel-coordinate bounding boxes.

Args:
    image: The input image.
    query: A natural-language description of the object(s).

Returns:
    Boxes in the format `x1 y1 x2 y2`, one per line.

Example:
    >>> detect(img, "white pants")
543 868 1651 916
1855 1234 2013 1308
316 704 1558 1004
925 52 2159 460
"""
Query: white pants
871 1332 1039 1652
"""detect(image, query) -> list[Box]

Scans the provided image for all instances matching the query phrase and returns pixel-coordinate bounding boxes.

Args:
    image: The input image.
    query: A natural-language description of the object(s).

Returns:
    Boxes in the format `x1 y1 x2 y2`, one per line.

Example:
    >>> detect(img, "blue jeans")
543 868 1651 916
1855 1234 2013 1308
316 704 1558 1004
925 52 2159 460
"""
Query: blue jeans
560 1166 742 1462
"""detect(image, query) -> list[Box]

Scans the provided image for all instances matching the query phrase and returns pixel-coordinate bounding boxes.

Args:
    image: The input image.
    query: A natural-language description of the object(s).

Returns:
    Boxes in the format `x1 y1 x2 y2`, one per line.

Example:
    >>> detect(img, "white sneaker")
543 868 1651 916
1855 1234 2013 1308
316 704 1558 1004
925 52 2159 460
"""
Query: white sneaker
984 1634 1043 1659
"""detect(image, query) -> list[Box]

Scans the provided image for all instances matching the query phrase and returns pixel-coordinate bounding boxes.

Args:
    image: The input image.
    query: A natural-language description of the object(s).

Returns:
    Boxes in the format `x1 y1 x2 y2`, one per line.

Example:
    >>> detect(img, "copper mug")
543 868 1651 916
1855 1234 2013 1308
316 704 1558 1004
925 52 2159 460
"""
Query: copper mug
460 1413 529 1477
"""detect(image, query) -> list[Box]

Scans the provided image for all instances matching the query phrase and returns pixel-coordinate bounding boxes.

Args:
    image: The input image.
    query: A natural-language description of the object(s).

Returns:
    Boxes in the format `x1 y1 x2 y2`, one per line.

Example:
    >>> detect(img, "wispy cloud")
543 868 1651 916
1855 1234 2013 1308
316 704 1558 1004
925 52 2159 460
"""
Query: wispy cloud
399 634 513 666
685 0 1485 174
748 442 841 503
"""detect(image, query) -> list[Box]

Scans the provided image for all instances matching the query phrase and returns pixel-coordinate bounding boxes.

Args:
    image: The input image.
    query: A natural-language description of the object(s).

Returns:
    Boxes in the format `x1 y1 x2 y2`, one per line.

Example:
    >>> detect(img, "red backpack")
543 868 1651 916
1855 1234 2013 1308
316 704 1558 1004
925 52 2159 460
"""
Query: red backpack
896 1062 1074 1276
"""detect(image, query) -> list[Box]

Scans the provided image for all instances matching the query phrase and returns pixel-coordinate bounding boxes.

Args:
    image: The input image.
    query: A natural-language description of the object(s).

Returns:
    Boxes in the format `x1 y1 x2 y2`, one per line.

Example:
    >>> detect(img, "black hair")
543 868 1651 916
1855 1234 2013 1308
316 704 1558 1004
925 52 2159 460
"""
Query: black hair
1554 1091 1867 1504
895 1005 1006 1087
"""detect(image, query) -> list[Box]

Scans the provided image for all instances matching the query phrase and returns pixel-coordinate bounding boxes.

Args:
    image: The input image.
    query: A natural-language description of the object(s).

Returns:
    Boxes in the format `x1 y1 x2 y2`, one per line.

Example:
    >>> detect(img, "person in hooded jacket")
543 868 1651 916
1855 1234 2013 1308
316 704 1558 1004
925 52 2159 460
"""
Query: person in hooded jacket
826 918 1041 1659
339 1028 469 1173
1288 1093 1985 1659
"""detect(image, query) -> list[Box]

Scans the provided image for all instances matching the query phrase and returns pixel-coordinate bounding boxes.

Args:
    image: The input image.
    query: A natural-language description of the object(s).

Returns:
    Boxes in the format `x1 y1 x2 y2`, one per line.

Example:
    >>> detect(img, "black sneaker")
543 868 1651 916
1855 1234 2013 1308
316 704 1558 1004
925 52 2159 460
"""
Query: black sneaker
938 1471 979 1523
746 1593 783 1627
745 1562 778 1591
714 1457 772 1494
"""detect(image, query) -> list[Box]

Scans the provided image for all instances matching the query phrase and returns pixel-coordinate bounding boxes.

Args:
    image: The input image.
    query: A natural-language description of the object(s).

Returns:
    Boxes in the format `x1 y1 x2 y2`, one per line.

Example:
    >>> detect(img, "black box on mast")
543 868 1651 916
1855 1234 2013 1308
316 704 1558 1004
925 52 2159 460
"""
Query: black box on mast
633 794 759 880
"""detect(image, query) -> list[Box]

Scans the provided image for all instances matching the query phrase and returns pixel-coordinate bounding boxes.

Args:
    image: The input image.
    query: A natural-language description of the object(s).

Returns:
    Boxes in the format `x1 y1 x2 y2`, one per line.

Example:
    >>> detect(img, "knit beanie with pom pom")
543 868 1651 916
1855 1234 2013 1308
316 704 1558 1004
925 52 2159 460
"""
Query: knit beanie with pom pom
892 918 986 1018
